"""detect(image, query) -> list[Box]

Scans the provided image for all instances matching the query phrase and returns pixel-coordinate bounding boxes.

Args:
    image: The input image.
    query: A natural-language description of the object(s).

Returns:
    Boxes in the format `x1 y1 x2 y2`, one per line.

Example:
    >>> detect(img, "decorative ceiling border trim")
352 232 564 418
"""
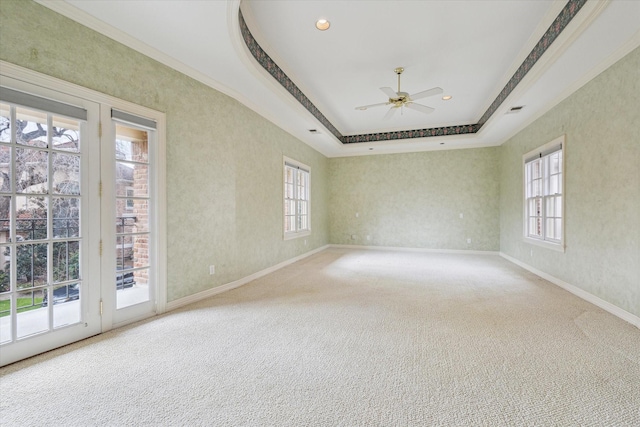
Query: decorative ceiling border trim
476 0 587 129
239 11 344 141
239 0 587 145
343 124 479 144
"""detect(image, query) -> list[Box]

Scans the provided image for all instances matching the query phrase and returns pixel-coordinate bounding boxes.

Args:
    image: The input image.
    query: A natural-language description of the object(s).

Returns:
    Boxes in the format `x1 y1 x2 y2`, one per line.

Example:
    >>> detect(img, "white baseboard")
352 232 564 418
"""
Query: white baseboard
500 252 640 329
166 245 330 311
331 244 499 256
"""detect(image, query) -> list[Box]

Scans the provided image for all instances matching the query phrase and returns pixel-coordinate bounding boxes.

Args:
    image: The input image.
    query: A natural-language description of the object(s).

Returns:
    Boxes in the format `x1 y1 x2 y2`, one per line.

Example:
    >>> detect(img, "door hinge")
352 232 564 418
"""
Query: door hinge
99 239 103 256
100 299 103 316
98 122 102 138
99 181 102 197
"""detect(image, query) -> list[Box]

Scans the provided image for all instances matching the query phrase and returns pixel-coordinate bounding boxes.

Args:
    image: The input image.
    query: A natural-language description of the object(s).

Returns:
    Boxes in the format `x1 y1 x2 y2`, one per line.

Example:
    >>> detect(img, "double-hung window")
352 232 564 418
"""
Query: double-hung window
283 157 310 239
523 135 564 250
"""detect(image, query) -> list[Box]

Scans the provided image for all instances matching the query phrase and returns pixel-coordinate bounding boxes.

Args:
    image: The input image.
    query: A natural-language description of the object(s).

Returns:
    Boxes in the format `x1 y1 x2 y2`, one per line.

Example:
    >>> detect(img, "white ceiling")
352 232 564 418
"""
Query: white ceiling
38 0 640 157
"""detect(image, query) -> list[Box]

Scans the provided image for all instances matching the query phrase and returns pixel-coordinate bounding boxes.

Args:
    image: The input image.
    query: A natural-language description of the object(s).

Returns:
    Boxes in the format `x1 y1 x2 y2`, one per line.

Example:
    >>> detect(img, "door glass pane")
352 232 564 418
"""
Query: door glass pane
52 197 80 238
0 103 10 143
16 288 47 339
16 108 48 148
116 235 133 270
115 130 148 163
117 268 149 309
0 293 11 344
16 243 47 289
126 200 148 233
52 116 80 153
16 196 48 241
115 162 134 197
53 241 79 283
115 235 148 269
0 246 10 293
116 162 148 197
52 153 80 195
53 283 80 328
116 215 135 234
15 148 48 194
0 196 10 240
0 145 10 191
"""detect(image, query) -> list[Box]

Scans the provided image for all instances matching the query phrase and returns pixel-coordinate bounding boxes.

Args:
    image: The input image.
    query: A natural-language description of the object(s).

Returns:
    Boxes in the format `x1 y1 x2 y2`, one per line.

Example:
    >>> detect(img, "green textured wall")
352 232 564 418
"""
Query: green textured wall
499 47 640 317
0 0 329 302
329 148 500 251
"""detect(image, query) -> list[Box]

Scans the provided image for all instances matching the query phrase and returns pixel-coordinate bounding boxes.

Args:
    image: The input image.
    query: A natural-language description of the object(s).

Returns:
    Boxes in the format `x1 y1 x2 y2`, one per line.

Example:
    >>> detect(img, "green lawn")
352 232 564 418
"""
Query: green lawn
0 297 44 317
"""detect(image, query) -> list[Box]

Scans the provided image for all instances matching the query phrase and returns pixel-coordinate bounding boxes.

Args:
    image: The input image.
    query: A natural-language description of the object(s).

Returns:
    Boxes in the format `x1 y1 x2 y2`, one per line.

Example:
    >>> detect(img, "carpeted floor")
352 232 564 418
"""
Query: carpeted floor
1 248 639 426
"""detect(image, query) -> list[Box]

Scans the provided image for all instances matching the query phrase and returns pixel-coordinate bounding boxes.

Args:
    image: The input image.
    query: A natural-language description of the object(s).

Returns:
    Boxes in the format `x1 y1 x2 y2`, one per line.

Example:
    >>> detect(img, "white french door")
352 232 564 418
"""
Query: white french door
102 111 158 327
0 63 165 366
0 78 101 366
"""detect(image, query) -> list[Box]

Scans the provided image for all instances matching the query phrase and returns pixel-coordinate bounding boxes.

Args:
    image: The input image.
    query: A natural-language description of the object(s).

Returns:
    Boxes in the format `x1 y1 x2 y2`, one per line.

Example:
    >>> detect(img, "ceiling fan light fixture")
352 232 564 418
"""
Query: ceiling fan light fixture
355 67 442 117
315 19 330 31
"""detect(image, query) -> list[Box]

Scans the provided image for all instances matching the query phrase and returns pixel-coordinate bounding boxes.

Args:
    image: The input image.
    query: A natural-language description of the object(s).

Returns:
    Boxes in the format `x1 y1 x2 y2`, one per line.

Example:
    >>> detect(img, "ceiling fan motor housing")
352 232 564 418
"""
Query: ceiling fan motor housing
392 92 410 106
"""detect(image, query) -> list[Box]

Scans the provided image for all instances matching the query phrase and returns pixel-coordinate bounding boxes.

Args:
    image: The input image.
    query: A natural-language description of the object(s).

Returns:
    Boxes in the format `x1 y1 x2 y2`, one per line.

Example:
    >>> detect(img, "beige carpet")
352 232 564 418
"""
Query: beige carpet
1 248 639 426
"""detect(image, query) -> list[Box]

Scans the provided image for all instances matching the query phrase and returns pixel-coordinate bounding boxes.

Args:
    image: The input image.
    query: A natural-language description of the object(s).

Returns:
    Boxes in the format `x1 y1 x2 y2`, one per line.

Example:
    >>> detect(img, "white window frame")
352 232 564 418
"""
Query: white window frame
283 156 310 240
523 135 565 252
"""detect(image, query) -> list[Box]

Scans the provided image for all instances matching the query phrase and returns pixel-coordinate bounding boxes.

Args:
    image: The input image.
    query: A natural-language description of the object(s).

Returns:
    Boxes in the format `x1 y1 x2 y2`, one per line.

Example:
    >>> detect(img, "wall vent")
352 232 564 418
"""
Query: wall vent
507 105 525 114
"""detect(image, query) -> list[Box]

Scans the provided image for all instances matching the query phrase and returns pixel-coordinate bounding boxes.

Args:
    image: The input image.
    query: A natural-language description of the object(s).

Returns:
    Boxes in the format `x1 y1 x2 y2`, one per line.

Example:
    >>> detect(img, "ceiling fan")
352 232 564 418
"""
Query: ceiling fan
355 67 443 119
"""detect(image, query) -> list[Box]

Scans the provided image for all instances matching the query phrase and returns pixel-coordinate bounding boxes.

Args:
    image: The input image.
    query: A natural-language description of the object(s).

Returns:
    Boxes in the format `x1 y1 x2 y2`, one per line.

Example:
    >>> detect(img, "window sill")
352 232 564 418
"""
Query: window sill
523 236 565 253
284 230 311 241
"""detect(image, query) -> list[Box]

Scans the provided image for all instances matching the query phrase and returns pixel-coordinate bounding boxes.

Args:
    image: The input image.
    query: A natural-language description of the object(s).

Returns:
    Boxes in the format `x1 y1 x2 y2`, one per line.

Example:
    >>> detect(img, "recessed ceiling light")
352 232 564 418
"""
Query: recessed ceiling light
315 19 330 31
442 95 452 100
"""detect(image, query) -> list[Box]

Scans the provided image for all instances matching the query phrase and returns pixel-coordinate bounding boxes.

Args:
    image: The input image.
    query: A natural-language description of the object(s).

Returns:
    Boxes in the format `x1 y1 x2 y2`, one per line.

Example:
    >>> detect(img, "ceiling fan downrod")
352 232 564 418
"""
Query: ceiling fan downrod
394 67 404 93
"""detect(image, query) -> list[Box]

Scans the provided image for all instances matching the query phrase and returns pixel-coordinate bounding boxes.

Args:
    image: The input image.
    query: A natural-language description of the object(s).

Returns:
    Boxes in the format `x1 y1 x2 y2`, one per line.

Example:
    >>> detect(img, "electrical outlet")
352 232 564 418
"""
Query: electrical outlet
366 235 371 241
459 213 464 219
351 234 357 240
466 238 472 244
209 265 215 275
304 239 308 246
355 212 359 218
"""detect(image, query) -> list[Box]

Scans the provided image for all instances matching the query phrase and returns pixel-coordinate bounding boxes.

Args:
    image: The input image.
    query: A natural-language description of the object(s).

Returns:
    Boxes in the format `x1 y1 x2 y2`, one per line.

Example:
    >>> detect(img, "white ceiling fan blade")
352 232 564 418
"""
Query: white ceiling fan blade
383 107 398 120
380 87 398 99
406 102 435 114
409 87 443 101
354 101 390 110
